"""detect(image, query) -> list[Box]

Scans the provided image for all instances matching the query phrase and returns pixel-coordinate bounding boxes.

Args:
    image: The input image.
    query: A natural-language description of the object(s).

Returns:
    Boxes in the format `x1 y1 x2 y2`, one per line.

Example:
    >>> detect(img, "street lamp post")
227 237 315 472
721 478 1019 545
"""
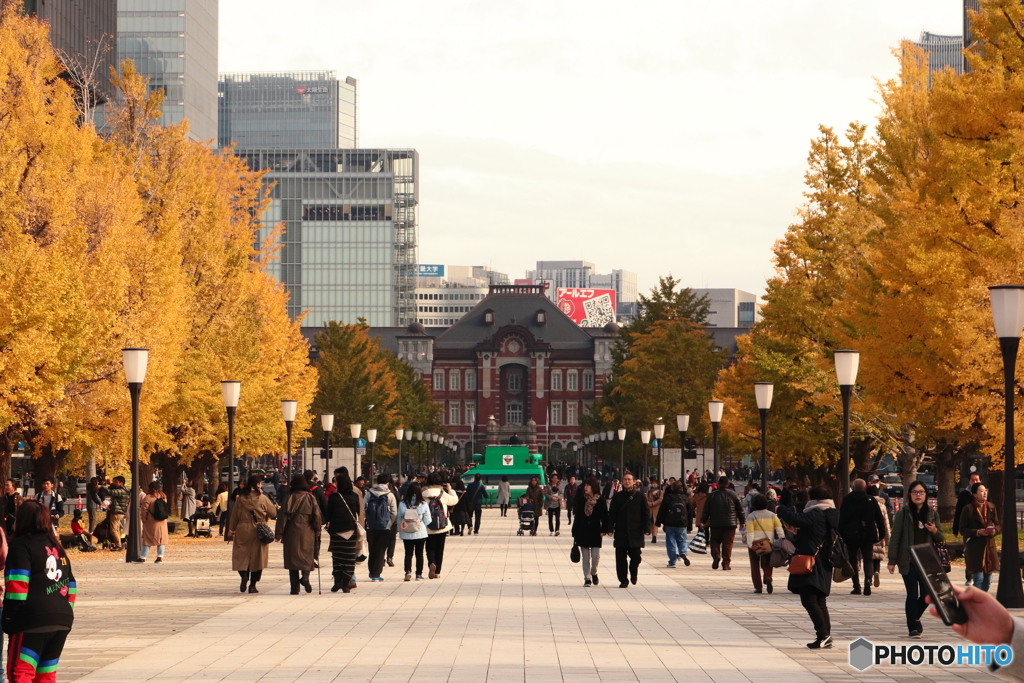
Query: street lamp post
653 421 666 481
708 401 724 475
754 383 773 494
834 350 860 498
367 429 377 476
989 285 1024 608
675 413 690 476
425 432 433 467
395 428 405 479
416 431 424 469
405 430 413 474
350 423 362 477
122 348 148 563
436 434 443 465
640 429 652 480
281 400 297 479
321 414 335 482
221 380 241 545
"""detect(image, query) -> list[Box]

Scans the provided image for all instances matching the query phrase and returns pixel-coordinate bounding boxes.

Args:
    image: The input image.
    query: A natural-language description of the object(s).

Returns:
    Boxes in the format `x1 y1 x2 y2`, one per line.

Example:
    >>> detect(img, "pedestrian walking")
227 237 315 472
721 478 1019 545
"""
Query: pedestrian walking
179 479 197 537
5 500 75 683
398 482 432 581
838 478 886 596
888 480 944 638
4 478 22 537
213 482 229 538
700 476 744 570
326 472 362 593
958 482 1000 593
646 481 663 544
743 493 783 593
140 481 169 563
954 472 982 586
524 476 544 536
564 475 578 526
422 473 458 578
867 483 890 588
607 472 650 588
691 481 709 527
544 474 564 536
466 473 487 534
85 477 102 534
364 474 398 582
656 480 693 568
228 475 277 594
497 475 511 517
275 473 322 595
777 485 840 649
572 476 608 587
386 478 400 568
34 478 64 530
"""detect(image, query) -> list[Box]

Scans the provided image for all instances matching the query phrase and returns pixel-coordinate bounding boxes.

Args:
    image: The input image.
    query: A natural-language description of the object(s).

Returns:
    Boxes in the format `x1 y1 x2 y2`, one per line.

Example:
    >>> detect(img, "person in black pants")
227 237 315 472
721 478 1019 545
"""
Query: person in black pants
838 478 885 596
545 474 563 536
466 473 487 534
564 475 578 526
607 472 650 588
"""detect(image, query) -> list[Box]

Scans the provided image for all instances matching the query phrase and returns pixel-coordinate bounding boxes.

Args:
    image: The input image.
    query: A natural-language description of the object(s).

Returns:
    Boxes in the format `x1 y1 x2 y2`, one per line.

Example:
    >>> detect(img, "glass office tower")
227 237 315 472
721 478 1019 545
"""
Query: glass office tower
236 149 418 327
218 71 357 149
116 0 217 142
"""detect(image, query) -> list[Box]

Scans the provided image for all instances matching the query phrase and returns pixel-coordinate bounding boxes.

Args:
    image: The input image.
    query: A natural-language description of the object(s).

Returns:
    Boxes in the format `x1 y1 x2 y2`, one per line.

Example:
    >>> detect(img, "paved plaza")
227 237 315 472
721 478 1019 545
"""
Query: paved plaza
61 510 1007 683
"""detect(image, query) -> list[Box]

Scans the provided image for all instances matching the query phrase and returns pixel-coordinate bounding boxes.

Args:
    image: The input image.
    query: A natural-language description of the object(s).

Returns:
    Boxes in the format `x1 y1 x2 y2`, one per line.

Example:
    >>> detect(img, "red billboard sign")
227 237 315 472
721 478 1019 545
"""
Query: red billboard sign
557 288 617 327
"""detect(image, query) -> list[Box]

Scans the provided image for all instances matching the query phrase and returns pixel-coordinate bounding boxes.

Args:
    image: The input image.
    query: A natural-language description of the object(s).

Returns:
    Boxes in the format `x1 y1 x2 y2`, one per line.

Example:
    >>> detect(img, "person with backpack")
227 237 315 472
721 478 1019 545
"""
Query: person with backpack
398 482 432 581
421 473 458 579
777 485 841 649
140 481 169 563
655 480 693 568
839 478 886 596
363 474 398 582
465 473 487 534
700 476 744 570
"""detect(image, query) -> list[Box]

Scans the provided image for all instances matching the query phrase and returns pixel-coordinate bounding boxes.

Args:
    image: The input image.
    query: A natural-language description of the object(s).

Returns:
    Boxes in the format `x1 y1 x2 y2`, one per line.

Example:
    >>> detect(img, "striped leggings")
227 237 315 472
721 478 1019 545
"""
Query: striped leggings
7 629 69 683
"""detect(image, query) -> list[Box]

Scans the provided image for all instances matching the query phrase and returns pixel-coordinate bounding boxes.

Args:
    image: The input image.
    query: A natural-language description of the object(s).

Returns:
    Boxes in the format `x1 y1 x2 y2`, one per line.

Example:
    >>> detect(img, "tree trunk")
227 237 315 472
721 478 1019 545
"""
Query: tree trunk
899 425 922 488
934 442 957 524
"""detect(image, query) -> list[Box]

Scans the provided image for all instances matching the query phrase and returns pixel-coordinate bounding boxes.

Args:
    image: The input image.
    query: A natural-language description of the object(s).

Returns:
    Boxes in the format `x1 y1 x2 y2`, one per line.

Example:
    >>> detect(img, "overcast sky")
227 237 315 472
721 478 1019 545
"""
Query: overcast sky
220 0 962 298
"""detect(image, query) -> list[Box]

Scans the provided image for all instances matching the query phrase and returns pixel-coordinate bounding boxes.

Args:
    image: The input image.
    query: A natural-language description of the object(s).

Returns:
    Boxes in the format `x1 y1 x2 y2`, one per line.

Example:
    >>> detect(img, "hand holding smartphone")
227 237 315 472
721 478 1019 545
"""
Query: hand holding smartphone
910 543 968 626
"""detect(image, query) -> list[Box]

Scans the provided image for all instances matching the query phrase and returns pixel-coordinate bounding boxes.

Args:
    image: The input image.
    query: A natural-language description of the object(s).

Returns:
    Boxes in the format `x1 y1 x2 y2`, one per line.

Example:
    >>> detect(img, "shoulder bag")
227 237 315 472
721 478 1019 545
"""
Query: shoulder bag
251 509 274 545
570 541 581 563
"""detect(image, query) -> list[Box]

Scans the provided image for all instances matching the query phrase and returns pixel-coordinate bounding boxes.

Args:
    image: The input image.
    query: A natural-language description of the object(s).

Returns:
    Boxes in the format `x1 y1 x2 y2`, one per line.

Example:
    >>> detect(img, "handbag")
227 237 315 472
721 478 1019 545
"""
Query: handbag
688 528 708 554
251 510 274 545
751 538 772 556
570 541 581 563
789 536 825 575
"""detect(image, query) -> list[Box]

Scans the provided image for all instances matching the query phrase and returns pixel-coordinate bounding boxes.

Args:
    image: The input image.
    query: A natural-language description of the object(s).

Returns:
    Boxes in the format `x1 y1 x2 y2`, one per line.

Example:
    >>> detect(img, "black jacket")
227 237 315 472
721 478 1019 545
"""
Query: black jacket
608 488 650 549
325 490 361 535
656 489 693 530
778 503 840 596
309 482 328 518
571 495 609 547
953 488 975 537
838 490 885 545
701 488 744 528
3 533 76 633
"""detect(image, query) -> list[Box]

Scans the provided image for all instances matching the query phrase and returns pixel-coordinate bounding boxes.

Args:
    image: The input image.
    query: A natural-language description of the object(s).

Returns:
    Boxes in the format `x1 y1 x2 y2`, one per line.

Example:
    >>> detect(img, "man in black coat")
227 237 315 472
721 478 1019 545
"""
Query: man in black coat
700 476 744 570
607 472 651 588
838 478 886 595
953 471 982 585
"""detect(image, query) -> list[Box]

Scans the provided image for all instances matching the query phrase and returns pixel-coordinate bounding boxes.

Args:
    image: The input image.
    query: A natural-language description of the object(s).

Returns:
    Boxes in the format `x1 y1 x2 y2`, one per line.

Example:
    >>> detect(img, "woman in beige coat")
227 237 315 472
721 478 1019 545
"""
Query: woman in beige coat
646 481 663 544
229 475 277 593
276 473 323 594
141 481 169 562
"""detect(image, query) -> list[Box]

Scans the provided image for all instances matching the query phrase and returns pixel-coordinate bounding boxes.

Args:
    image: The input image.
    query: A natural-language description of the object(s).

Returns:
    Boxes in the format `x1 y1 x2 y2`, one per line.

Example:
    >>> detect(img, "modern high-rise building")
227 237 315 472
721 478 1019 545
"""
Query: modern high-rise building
692 289 758 328
24 0 118 103
236 148 418 327
115 0 218 142
914 32 964 83
218 71 357 149
964 0 981 49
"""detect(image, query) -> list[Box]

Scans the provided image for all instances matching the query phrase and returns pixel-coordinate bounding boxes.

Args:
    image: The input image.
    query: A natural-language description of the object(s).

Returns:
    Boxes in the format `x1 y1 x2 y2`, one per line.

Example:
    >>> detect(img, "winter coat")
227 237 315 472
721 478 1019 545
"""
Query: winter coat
572 494 608 547
466 481 487 508
275 490 322 571
888 505 943 575
106 484 130 515
701 488 744 528
421 486 459 535
178 485 197 520
397 497 432 540
743 509 785 547
543 484 563 510
871 496 891 562
140 494 169 547
2 533 74 634
959 500 1000 575
777 500 840 596
691 491 708 526
497 481 511 505
838 490 885 545
35 492 65 521
646 487 664 526
953 487 974 537
523 484 544 517
608 488 650 549
229 490 277 572
656 489 693 530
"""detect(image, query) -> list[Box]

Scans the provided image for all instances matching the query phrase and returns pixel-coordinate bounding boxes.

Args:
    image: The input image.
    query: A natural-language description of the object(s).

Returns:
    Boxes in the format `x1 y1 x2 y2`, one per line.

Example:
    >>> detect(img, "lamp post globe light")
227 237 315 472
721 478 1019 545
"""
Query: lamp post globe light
320 413 335 482
367 428 377 476
395 428 405 479
640 429 652 480
122 348 149 563
708 401 724 475
616 428 626 479
990 285 1024 608
653 421 666 481
676 413 690 481
834 350 860 498
754 383 774 494
281 400 297 478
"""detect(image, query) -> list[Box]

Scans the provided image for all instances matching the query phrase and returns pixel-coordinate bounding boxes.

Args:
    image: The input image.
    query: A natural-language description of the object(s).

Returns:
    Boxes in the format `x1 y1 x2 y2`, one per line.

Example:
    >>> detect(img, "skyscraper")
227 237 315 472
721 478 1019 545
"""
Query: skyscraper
964 0 981 49
115 0 217 142
218 71 358 150
914 32 964 82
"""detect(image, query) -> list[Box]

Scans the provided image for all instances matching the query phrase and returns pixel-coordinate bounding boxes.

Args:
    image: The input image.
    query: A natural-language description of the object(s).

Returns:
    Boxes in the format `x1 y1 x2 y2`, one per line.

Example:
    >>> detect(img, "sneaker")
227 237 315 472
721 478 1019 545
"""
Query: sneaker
851 586 861 595
864 586 871 596
873 571 880 588
807 635 833 649
415 575 424 581
681 553 691 567
555 530 560 536
712 558 720 570
155 557 163 563
592 574 599 586
723 566 732 571
428 563 437 579
909 630 922 639
550 532 554 536
371 577 384 582
387 559 395 567
584 579 592 587
666 563 677 568
405 573 412 582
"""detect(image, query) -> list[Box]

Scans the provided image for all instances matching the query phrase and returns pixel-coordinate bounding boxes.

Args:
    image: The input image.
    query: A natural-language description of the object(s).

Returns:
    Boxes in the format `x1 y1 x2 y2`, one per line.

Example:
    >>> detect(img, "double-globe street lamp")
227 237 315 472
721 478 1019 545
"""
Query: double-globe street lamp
122 348 149 564
989 285 1024 608
834 350 860 497
708 400 724 475
281 400 297 479
754 382 774 494
320 413 335 482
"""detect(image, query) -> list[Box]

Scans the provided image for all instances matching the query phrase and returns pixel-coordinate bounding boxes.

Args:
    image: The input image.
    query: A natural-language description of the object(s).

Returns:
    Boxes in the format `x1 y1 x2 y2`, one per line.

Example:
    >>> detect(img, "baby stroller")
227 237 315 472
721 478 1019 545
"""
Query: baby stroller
517 498 535 536
191 508 217 538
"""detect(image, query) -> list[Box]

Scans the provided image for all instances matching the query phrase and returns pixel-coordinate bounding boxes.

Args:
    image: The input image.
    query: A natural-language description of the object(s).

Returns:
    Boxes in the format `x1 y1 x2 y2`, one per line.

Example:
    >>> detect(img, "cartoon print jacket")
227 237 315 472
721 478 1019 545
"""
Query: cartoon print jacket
3 534 76 634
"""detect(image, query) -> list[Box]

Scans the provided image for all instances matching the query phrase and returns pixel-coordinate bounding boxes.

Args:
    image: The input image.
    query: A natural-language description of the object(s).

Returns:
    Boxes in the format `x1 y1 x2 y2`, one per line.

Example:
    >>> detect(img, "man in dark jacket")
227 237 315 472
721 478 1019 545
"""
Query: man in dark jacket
838 478 885 595
953 471 982 585
304 470 328 518
466 473 487 535
607 472 651 587
701 476 744 570
564 475 578 525
103 476 130 550
656 480 693 568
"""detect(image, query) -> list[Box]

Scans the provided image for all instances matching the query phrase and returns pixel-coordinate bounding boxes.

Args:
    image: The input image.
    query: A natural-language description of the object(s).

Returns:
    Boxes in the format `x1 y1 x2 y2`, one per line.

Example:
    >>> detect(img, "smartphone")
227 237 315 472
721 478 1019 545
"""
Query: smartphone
910 543 968 626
